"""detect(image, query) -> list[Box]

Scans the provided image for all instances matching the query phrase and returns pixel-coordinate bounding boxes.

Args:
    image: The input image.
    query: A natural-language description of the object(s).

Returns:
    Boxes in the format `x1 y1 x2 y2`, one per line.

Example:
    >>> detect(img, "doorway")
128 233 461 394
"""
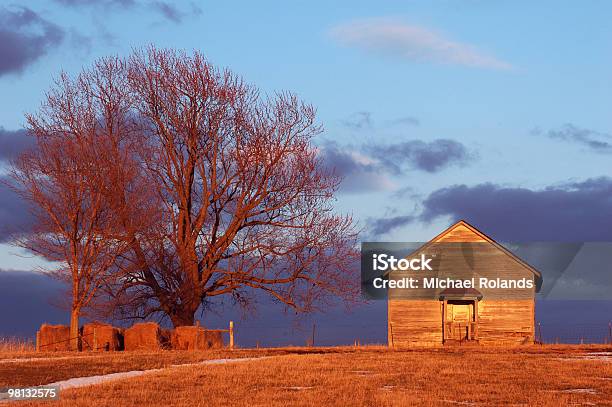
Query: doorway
443 299 478 342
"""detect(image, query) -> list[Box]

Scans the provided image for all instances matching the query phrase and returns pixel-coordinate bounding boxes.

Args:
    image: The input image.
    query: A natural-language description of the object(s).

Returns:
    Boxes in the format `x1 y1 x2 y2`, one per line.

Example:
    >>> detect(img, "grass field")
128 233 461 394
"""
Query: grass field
0 337 35 353
2 346 611 406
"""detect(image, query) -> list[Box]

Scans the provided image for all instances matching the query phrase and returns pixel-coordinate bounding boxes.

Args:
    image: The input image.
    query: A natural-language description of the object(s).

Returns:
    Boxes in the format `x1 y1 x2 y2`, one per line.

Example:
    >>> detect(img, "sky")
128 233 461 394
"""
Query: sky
1 0 611 342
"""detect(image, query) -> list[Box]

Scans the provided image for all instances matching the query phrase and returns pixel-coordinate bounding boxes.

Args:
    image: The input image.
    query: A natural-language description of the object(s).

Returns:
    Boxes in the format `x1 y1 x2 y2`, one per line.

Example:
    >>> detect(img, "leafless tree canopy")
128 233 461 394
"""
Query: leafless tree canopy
10 57 138 347
12 47 359 328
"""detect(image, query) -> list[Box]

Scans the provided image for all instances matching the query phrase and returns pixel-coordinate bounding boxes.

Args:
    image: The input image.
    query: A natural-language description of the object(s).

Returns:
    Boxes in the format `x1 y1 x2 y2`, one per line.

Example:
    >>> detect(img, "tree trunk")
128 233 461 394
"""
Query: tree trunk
70 308 80 351
169 309 196 327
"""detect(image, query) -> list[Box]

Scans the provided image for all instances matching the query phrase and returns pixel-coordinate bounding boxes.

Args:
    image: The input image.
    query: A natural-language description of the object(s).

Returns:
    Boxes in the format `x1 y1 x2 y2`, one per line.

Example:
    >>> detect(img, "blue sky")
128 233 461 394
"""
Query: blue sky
1 1 612 299
0 0 612 345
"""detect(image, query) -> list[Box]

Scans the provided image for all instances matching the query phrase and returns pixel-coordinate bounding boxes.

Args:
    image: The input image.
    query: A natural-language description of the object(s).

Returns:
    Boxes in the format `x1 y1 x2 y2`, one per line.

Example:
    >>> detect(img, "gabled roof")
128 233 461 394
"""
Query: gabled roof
405 220 542 287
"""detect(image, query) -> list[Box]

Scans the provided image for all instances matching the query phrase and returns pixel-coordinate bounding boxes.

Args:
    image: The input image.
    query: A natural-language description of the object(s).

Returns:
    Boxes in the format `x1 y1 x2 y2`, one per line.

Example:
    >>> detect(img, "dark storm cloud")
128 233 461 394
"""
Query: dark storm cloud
5 267 610 344
0 270 66 337
366 139 472 173
363 178 612 300
0 6 65 76
420 177 612 241
536 300 612 343
533 124 612 153
0 176 33 243
0 128 33 162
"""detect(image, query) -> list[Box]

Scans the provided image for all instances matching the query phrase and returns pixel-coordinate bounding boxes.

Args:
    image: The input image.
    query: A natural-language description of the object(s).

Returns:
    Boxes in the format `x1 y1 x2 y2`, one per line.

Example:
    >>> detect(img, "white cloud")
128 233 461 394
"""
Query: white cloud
329 18 514 70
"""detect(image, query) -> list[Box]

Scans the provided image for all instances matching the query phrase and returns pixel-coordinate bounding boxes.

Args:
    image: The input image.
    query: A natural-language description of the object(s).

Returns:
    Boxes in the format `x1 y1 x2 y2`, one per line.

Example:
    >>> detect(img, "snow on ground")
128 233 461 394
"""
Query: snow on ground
0 356 270 403
557 352 612 362
46 357 268 390
559 388 598 394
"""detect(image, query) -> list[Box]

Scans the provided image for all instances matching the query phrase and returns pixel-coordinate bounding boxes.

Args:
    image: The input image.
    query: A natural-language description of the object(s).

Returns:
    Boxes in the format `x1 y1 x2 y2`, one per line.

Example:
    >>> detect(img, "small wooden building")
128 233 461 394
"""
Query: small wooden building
388 220 541 347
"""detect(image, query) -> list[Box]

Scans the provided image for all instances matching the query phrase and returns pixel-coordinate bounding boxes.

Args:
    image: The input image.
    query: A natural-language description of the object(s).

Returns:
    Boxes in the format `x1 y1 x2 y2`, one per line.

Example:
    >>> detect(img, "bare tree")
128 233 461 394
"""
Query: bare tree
107 48 360 326
13 47 360 330
10 58 134 349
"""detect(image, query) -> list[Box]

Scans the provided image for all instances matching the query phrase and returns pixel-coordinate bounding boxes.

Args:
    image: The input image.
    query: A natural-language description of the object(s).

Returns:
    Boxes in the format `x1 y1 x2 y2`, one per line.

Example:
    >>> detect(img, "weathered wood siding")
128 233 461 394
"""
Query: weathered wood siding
387 221 537 347
477 300 534 345
388 299 535 347
388 300 442 347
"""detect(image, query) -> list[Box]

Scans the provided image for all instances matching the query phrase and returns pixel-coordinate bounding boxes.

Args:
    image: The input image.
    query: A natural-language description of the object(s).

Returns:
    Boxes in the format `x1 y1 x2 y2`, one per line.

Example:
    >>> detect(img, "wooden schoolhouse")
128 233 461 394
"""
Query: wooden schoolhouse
388 220 542 347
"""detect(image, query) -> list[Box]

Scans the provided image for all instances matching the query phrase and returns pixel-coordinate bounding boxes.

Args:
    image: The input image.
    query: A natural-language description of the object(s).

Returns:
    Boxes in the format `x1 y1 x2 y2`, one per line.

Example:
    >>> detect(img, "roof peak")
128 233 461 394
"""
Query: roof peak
428 219 542 281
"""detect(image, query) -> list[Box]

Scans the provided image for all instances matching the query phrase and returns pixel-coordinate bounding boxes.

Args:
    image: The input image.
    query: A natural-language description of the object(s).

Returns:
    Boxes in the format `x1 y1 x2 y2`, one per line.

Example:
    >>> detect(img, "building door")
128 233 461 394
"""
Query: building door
444 300 475 341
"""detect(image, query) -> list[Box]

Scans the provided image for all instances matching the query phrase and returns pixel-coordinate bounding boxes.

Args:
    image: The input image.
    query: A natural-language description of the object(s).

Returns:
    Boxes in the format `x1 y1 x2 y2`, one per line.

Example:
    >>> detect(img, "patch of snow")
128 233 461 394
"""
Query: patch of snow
557 354 612 362
0 356 271 403
48 370 156 390
45 357 268 390
559 388 597 395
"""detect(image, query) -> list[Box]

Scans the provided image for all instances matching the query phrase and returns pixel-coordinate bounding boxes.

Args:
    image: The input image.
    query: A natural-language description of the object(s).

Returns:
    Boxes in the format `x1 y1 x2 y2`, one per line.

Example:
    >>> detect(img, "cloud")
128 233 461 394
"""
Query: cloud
343 112 420 129
53 0 137 6
0 128 33 162
319 138 472 193
330 18 513 70
152 1 189 23
319 138 473 193
0 6 65 76
0 128 34 241
366 139 473 173
0 176 33 243
389 116 420 127
364 178 612 300
53 0 198 24
0 270 66 337
420 177 612 241
366 215 414 237
318 142 394 194
533 124 612 153
391 186 418 199
341 111 372 130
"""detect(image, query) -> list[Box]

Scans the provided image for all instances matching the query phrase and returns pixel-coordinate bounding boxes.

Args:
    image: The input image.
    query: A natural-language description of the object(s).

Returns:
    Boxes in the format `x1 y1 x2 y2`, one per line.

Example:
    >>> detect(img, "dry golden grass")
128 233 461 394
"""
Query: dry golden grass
0 337 35 353
10 346 612 406
0 349 288 387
